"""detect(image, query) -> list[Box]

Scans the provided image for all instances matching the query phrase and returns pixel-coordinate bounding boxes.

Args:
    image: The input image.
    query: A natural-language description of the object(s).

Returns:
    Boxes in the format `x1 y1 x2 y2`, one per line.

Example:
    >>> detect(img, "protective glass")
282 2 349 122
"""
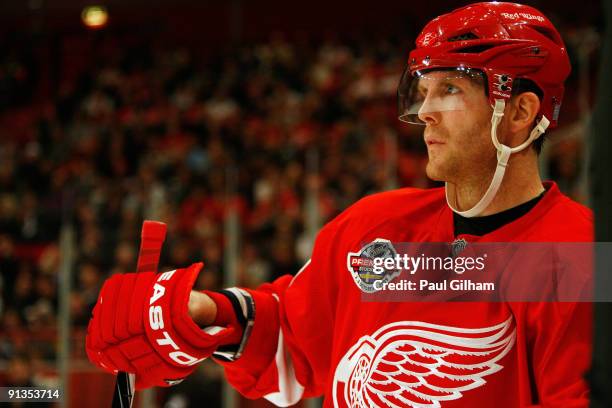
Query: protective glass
397 67 485 125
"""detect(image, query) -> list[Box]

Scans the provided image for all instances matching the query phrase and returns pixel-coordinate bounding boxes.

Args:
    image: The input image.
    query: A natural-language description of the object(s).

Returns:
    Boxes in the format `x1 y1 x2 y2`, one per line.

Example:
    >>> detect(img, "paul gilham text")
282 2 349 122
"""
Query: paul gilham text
373 279 495 291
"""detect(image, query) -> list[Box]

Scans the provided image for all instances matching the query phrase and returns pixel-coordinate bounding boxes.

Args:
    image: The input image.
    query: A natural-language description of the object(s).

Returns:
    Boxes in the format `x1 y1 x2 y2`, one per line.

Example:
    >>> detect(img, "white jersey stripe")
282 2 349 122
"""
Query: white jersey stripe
263 309 305 406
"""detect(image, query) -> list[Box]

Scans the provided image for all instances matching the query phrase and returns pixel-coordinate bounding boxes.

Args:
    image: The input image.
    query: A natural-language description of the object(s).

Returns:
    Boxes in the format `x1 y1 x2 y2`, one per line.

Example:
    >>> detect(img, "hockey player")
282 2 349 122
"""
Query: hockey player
86 2 592 407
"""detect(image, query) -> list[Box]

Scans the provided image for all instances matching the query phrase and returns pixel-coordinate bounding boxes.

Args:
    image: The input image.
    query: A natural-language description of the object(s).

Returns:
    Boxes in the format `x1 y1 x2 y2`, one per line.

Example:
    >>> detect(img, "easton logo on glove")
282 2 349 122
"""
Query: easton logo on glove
86 262 240 389
147 269 206 367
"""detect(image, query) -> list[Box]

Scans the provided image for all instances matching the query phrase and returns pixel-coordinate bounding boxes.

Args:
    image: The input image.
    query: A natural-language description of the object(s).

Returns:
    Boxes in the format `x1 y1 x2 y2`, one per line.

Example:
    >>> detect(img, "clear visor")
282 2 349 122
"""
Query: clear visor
398 68 485 125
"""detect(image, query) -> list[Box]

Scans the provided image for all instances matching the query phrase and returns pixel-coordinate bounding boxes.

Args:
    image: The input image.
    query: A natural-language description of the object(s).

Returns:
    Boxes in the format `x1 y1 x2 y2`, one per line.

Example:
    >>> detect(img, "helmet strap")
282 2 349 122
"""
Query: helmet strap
445 99 550 218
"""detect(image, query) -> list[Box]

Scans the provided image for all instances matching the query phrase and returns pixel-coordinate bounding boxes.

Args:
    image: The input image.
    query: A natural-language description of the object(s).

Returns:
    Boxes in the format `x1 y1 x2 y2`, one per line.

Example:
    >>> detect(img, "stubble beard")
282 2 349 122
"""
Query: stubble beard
425 149 460 183
424 121 493 184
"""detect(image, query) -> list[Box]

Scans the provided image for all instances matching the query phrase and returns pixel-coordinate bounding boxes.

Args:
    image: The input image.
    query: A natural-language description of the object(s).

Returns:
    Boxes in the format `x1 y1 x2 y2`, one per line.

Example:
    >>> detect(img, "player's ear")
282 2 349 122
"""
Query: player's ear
508 92 540 134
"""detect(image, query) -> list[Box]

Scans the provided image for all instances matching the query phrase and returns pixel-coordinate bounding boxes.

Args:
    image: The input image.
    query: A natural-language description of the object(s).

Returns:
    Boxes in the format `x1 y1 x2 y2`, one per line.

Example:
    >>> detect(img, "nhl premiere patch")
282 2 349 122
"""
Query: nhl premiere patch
347 238 401 293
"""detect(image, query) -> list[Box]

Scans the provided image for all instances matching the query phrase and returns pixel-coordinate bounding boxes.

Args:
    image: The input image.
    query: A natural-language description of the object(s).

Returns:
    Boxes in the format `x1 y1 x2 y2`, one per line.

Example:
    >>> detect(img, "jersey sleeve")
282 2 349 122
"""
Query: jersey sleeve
213 220 340 406
523 301 592 407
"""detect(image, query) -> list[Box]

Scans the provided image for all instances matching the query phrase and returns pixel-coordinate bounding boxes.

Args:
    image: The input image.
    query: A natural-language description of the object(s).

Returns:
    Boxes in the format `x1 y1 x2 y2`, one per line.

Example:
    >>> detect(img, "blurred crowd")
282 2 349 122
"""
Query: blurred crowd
0 33 431 358
0 22 596 400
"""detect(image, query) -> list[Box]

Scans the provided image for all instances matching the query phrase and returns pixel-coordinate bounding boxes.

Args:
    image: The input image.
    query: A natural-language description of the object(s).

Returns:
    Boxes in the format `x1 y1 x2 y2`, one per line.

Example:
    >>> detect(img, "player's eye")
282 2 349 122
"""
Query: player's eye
445 84 460 95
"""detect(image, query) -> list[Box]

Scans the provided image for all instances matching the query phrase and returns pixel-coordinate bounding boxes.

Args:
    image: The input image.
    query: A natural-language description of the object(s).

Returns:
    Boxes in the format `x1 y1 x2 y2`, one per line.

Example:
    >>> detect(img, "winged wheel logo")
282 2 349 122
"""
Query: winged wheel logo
333 317 516 407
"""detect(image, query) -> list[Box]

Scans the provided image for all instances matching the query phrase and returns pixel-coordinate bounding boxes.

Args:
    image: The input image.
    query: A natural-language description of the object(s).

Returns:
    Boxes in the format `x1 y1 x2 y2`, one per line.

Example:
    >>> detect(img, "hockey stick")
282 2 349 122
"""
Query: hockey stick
111 220 167 408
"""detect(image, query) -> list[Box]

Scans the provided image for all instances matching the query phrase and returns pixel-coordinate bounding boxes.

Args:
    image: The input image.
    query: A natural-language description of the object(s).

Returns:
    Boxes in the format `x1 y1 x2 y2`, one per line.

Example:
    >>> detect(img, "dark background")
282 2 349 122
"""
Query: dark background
0 1 605 407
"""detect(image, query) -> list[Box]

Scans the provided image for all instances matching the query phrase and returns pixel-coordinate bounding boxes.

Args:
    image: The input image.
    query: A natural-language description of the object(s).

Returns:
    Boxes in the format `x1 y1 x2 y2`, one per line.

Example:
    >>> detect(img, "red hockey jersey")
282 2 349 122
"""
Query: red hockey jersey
216 181 593 407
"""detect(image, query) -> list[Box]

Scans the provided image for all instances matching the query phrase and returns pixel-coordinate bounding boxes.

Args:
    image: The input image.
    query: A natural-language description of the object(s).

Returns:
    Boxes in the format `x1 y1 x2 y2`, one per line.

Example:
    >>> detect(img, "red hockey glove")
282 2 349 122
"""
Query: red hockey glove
86 263 241 389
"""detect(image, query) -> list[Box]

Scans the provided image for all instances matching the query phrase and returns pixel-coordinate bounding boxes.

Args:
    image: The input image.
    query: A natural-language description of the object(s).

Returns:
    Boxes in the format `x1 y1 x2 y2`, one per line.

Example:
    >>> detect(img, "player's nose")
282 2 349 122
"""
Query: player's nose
417 93 441 125
417 108 440 126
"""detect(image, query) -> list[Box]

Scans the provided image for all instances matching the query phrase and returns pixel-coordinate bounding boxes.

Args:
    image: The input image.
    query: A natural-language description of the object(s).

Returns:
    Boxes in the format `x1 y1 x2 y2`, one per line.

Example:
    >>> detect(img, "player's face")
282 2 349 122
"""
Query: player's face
417 72 495 184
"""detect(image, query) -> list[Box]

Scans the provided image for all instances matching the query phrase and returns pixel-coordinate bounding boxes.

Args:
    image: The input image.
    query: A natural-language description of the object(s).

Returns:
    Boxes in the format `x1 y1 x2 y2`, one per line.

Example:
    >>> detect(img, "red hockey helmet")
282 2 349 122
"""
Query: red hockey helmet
399 2 570 128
